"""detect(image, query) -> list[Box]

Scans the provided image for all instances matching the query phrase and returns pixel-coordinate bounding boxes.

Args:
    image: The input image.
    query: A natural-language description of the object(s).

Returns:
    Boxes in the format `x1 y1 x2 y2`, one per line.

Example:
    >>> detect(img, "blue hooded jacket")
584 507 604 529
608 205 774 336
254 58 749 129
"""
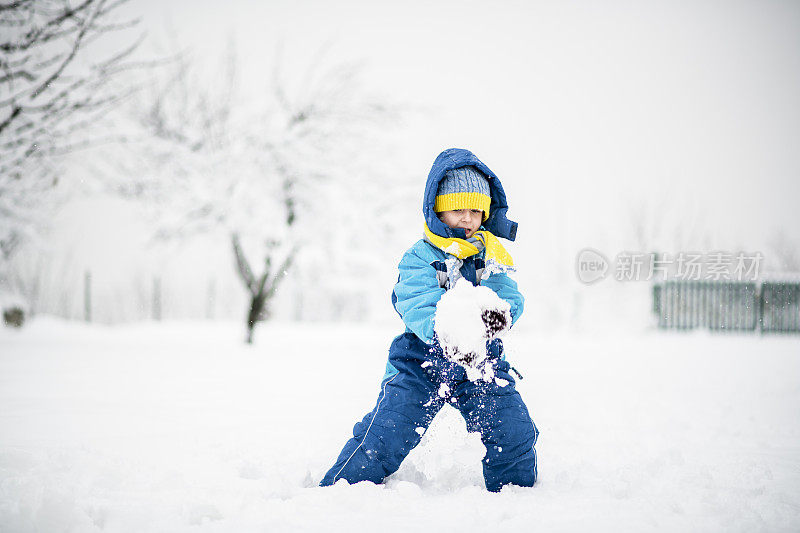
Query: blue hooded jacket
391 148 524 344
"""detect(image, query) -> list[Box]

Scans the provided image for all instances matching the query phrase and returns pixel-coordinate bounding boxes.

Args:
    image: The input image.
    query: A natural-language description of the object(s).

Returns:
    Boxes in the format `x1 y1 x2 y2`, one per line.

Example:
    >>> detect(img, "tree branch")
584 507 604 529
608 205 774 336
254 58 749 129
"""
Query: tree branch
265 247 297 298
0 0 95 53
232 233 258 295
0 0 35 12
0 70 35 84
28 1 98 99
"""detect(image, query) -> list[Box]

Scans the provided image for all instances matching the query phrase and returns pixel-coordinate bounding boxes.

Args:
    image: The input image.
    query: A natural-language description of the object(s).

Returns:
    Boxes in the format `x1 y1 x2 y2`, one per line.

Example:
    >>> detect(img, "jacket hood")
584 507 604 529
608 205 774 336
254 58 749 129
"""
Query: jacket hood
423 148 518 241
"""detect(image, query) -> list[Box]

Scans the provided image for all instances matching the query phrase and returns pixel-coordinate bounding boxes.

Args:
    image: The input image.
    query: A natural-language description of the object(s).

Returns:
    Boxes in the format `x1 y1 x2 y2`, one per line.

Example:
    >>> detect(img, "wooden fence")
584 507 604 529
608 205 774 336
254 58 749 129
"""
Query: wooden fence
653 279 800 333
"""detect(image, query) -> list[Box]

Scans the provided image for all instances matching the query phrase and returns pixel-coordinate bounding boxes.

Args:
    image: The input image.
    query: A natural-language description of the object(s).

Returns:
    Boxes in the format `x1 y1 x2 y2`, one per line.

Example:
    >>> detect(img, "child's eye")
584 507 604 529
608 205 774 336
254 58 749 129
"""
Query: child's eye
471 209 482 214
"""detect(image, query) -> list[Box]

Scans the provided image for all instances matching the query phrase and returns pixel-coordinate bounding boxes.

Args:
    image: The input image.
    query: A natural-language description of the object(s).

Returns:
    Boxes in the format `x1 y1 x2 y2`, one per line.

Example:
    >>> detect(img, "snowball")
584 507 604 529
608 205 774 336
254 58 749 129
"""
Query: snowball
434 278 511 382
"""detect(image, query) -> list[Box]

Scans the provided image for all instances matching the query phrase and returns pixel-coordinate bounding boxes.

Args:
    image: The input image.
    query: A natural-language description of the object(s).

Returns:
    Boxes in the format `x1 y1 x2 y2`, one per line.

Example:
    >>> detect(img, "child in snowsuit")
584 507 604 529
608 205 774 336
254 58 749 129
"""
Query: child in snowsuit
320 148 538 492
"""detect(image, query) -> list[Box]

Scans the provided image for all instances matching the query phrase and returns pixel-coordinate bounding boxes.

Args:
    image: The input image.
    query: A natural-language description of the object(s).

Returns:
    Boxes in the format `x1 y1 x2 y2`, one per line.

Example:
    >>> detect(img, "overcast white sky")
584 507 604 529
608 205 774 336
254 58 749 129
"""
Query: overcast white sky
57 0 798 297
124 0 799 252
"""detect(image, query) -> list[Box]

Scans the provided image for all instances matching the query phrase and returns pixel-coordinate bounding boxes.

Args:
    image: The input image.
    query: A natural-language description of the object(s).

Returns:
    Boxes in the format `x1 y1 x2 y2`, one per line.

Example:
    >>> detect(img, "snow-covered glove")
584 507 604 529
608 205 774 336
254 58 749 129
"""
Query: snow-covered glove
450 346 478 366
482 308 511 339
434 334 478 367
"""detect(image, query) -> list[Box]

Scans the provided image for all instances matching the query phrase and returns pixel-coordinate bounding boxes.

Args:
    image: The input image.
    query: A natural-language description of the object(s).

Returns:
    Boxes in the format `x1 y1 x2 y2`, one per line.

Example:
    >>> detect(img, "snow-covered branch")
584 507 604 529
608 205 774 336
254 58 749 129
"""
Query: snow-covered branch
0 0 145 261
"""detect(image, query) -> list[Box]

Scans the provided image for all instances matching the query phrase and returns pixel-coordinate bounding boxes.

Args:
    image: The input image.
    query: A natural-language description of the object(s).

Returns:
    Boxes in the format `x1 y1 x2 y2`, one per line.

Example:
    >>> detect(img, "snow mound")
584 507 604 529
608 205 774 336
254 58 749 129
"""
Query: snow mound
433 278 511 381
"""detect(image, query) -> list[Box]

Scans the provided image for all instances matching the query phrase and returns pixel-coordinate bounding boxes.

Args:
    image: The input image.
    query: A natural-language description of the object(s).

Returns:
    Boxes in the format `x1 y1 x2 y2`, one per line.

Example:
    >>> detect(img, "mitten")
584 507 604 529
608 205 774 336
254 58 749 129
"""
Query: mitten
433 333 477 367
451 347 478 366
482 308 510 339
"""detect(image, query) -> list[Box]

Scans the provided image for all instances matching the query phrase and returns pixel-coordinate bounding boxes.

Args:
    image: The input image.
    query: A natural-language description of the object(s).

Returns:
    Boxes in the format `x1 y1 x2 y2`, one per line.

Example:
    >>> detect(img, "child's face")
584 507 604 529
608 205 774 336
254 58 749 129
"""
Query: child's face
438 209 483 238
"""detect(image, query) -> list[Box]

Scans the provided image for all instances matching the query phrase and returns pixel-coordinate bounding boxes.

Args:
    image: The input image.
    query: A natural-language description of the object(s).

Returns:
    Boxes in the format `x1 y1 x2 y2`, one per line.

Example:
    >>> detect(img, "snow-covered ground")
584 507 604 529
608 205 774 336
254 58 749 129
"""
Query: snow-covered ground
1 318 799 532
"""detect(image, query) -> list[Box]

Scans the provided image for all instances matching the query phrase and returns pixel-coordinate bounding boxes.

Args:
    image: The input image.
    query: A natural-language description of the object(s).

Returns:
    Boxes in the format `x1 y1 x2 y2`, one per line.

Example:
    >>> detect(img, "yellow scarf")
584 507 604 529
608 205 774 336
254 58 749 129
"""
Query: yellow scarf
423 222 514 268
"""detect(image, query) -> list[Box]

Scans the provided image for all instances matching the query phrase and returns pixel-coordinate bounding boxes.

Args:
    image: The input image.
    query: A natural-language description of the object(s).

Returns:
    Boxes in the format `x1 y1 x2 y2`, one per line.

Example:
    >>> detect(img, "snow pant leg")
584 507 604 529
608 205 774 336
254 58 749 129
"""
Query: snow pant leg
452 358 539 492
320 333 442 487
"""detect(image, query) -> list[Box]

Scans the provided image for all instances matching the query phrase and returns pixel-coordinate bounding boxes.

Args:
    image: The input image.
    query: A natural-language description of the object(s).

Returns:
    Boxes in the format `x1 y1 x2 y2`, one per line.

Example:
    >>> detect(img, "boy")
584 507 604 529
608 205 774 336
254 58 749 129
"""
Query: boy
319 148 538 492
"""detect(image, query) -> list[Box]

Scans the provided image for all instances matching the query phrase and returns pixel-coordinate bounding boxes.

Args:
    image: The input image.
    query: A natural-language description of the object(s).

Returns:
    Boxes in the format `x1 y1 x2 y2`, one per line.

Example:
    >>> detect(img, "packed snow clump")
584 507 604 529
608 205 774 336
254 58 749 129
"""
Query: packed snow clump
434 278 511 381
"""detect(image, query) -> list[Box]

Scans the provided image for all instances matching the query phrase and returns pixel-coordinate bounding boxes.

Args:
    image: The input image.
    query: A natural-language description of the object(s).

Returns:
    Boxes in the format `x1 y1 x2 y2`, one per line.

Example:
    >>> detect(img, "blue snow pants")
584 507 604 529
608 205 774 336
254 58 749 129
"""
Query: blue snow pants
319 332 538 492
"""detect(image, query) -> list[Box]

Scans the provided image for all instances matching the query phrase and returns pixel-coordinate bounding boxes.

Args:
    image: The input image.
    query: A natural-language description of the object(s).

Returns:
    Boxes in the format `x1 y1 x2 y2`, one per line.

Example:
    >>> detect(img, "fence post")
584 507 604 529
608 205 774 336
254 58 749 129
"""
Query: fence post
153 277 161 321
84 271 91 322
794 284 800 332
206 278 216 320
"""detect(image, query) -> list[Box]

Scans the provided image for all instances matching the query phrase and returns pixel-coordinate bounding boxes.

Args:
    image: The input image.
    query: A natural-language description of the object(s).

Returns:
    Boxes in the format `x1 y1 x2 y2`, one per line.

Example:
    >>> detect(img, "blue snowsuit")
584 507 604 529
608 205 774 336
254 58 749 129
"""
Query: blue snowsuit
320 148 538 492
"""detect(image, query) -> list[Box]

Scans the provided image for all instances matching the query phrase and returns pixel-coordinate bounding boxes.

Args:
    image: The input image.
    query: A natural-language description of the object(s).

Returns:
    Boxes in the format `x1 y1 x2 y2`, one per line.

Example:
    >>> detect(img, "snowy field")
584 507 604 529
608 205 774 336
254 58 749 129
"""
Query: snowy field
1 318 799 532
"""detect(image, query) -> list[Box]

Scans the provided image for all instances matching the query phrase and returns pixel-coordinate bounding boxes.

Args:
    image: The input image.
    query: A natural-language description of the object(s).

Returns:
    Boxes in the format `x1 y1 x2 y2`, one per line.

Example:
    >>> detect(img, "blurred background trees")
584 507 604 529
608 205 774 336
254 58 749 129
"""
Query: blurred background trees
0 0 145 325
0 0 142 260
117 46 404 342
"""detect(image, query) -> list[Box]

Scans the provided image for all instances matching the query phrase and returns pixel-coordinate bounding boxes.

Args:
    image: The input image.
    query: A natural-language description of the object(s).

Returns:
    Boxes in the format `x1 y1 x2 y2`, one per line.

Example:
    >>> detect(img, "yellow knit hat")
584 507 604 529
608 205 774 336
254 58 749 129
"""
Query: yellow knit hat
434 166 491 221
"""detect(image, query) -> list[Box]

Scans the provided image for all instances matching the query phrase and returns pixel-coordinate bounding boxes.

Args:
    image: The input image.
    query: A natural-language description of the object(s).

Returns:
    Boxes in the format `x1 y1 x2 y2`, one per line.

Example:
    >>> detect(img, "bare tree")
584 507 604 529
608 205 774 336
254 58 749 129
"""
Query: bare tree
232 235 296 343
128 46 398 343
0 0 144 261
